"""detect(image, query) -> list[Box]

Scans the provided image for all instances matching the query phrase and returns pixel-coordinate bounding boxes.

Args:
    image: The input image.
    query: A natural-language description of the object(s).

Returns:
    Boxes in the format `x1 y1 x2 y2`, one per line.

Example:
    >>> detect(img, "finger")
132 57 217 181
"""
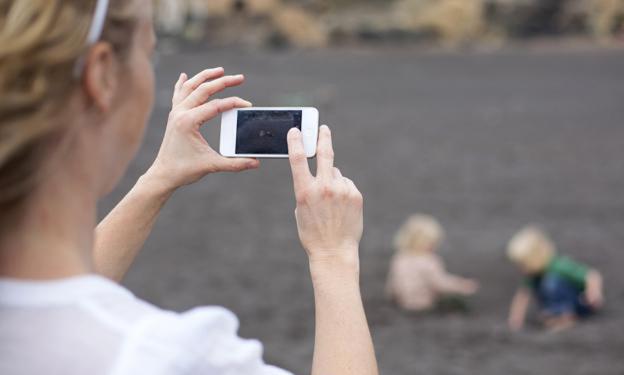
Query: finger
344 177 355 189
332 167 343 179
287 127 313 193
179 67 225 100
333 168 349 191
316 125 334 180
172 72 188 106
217 156 260 172
175 73 186 92
344 177 363 199
188 97 252 128
180 75 245 110
332 168 351 196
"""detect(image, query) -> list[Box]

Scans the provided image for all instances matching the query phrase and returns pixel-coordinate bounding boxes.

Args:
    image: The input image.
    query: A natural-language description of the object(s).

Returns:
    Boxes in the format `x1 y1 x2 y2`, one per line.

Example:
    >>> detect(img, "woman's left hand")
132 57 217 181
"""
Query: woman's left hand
146 67 260 191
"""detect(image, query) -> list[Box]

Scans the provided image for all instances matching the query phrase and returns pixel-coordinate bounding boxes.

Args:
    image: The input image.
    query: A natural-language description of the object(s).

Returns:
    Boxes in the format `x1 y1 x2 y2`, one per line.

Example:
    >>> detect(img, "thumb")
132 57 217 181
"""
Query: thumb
219 157 260 172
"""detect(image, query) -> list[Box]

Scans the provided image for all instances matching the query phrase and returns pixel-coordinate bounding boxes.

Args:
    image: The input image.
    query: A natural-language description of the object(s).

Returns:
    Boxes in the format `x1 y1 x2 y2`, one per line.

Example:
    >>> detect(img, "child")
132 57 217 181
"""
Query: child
507 226 604 331
386 214 479 312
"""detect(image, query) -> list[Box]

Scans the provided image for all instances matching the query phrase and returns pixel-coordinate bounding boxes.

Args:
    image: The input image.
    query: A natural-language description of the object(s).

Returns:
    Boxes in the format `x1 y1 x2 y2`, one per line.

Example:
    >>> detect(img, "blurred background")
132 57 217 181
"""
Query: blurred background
152 0 624 48
100 1 624 374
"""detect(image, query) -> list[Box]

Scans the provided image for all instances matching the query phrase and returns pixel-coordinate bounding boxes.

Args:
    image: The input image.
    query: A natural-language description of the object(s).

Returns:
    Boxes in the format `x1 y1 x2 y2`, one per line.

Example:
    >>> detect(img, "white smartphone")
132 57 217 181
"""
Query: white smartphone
220 107 319 158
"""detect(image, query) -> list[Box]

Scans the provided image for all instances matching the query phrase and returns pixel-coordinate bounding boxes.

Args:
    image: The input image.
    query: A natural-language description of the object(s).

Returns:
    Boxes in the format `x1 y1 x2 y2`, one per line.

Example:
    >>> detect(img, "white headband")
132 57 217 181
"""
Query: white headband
86 0 110 45
74 0 110 77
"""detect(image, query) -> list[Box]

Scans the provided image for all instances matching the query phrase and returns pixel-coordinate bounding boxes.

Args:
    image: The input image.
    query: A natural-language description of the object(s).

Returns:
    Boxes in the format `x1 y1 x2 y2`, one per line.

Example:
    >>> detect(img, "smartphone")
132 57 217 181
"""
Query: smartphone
220 107 319 158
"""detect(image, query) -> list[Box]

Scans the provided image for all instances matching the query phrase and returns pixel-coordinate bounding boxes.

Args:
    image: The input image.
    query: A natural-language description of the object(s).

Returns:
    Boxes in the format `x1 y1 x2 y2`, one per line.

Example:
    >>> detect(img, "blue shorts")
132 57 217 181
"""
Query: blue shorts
534 274 593 318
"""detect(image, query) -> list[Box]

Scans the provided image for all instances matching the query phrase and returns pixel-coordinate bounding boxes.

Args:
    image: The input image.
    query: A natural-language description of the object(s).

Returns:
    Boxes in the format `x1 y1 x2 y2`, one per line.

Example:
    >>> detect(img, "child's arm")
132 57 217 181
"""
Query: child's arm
508 287 531 331
441 274 479 295
585 270 604 309
429 264 479 295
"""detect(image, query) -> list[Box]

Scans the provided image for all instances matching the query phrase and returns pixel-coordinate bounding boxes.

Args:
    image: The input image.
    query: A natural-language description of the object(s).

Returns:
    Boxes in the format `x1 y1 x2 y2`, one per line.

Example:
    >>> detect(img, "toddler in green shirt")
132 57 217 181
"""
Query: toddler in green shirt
507 226 604 331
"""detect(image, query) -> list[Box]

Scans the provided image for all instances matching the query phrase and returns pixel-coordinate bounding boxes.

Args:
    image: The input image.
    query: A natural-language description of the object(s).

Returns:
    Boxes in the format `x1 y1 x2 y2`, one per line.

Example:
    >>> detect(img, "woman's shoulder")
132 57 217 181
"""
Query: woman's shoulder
109 305 291 375
66 276 291 374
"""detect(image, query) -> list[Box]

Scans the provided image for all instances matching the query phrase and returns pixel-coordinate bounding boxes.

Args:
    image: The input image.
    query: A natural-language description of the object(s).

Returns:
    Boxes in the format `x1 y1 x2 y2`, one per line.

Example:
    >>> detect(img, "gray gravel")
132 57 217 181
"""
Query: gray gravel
100 45 624 375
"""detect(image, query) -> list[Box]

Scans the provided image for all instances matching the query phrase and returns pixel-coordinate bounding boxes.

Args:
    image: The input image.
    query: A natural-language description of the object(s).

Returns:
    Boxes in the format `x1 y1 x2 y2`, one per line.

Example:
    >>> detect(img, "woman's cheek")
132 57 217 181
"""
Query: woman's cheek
139 56 155 118
134 56 155 135
121 55 154 153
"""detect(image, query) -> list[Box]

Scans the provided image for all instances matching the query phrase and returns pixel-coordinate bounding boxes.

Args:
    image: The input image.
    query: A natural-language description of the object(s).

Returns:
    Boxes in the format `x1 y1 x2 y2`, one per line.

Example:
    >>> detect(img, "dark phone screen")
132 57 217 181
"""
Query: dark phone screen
236 110 302 154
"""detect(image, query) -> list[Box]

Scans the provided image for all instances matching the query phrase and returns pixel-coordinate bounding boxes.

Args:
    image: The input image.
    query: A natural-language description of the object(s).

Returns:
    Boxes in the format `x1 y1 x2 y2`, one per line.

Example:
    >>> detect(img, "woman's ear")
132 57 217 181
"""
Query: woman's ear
82 43 119 112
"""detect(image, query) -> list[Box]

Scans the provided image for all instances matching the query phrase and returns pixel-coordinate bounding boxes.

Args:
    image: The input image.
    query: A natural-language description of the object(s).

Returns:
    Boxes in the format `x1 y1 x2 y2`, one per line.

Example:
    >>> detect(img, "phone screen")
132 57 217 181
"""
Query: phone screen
236 110 302 154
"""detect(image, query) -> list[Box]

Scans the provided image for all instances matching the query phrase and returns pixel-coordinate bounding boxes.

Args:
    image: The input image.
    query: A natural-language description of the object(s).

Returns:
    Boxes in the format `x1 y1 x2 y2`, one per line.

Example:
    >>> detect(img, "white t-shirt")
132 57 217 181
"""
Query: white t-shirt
0 275 292 375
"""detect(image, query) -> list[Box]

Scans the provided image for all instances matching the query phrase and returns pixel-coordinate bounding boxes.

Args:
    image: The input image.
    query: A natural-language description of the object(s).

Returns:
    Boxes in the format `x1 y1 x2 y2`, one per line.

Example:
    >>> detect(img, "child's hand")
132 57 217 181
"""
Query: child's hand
461 279 479 295
585 270 604 309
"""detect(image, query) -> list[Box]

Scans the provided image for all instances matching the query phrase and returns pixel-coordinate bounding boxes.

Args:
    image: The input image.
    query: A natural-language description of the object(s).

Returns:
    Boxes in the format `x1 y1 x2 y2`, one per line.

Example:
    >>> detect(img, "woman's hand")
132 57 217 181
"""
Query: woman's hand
287 125 363 268
289 126 378 375
147 68 260 191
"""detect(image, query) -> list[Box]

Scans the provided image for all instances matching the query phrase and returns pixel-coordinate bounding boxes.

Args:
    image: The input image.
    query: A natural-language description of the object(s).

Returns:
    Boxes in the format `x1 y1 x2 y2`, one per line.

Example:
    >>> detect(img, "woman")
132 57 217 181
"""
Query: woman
0 1 378 374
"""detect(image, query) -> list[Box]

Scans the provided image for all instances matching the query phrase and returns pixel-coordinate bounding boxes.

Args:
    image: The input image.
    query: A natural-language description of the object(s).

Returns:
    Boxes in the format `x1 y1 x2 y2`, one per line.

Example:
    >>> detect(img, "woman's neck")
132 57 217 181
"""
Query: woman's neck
0 173 98 280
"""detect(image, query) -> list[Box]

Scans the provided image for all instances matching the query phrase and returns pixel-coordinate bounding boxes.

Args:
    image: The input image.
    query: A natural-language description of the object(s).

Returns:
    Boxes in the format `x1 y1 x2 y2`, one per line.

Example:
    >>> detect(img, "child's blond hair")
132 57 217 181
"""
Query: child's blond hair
507 226 555 273
394 214 444 254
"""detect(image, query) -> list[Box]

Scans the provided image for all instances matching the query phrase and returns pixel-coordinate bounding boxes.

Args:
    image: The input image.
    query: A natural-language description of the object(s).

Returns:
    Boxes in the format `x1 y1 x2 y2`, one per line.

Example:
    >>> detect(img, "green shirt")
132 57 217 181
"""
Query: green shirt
525 255 589 290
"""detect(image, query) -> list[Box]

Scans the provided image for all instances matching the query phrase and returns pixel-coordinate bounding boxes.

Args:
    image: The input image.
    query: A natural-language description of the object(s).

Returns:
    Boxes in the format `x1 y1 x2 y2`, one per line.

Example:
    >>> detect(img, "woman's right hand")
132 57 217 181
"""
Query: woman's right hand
287 125 364 268
289 126 378 375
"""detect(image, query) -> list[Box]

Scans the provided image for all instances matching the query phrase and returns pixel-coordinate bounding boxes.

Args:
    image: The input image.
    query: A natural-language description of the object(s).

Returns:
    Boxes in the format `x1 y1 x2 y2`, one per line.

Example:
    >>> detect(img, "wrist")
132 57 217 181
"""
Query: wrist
308 249 360 286
138 167 177 200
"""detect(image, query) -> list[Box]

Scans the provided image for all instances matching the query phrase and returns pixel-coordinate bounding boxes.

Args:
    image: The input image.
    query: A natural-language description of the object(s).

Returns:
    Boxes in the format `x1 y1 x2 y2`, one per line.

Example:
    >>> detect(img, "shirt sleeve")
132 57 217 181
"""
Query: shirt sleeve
550 256 589 289
109 306 293 375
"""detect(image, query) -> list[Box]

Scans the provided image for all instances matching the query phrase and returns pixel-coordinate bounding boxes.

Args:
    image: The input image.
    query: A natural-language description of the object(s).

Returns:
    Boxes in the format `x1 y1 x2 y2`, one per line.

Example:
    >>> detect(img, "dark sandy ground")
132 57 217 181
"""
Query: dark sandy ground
100 45 624 375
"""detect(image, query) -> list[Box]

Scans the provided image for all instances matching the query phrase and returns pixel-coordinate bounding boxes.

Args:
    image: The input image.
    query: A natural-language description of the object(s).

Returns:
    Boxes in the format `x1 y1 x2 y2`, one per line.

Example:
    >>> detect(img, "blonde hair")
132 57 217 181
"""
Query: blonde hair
507 226 555 273
394 214 444 254
0 0 138 219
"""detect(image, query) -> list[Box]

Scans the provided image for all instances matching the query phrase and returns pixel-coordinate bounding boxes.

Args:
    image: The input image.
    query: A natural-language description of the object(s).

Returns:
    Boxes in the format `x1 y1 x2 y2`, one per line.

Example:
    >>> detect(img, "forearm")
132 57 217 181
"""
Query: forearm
434 273 468 294
508 290 530 330
586 272 602 293
585 270 604 307
94 170 174 281
509 298 528 322
309 255 378 375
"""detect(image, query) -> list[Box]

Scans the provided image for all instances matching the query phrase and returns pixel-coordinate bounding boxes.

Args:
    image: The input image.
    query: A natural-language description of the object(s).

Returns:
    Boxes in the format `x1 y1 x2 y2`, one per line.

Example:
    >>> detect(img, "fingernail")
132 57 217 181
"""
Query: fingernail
288 127 300 136
321 124 330 131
